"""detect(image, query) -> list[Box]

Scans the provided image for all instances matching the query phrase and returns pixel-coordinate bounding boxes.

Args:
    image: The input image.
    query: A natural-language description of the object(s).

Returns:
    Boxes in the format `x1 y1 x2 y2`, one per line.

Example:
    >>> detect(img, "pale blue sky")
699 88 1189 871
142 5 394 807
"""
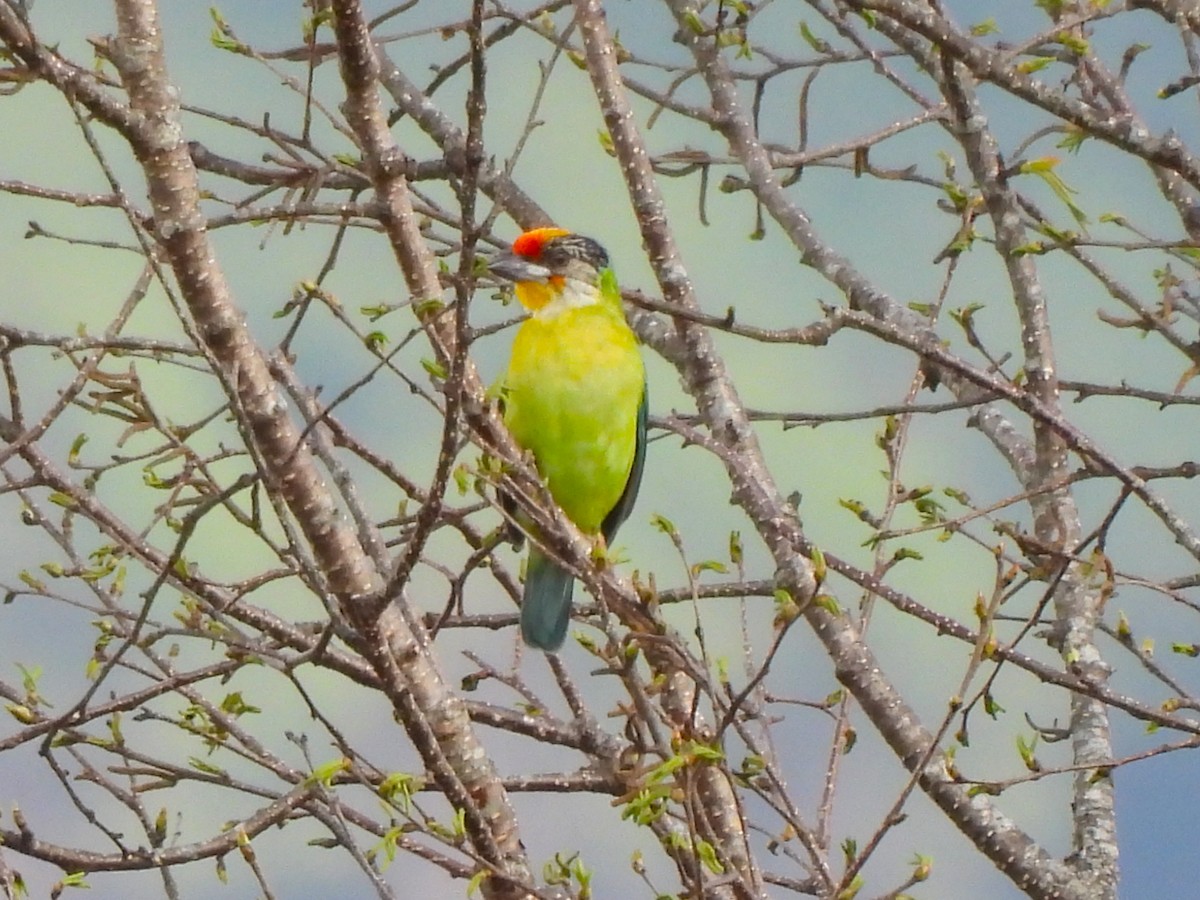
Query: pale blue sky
1 3 1196 898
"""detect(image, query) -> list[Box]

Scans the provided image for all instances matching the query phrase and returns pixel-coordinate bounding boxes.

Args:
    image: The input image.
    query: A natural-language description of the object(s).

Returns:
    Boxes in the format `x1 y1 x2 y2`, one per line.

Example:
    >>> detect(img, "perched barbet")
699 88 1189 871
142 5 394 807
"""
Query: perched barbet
489 227 647 651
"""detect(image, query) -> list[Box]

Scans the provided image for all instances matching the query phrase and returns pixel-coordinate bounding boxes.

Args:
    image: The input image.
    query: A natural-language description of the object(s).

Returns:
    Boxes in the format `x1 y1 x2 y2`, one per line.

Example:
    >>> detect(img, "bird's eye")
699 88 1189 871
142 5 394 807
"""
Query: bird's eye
540 243 568 266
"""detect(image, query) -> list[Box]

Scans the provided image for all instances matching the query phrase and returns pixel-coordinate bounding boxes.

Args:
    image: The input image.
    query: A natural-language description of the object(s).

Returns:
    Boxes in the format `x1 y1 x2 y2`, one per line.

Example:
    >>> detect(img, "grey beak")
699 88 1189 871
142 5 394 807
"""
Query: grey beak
488 250 551 284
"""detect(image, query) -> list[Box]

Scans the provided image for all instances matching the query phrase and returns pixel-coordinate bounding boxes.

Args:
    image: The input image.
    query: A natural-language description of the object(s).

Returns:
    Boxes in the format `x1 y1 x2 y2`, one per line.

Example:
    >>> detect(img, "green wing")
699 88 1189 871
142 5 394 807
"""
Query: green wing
601 381 647 544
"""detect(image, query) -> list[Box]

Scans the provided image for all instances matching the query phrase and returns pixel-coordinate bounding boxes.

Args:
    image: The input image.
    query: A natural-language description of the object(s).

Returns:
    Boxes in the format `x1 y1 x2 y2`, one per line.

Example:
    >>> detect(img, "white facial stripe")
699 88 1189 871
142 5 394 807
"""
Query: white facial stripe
532 278 602 319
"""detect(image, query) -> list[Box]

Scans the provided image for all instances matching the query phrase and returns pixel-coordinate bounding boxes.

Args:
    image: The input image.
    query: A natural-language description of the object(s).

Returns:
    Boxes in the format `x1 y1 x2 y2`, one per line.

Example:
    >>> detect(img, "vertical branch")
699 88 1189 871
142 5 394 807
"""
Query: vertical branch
325 0 538 893
938 53 1118 897
2 1 1195 896
384 0 486 598
652 2 1097 897
105 0 533 894
109 0 378 599
571 2 776 895
570 2 814 627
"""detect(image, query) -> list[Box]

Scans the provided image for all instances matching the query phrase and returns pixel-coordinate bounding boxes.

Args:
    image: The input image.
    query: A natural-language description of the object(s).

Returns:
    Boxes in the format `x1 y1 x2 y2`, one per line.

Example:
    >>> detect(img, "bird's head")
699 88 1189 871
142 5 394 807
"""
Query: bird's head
488 227 610 314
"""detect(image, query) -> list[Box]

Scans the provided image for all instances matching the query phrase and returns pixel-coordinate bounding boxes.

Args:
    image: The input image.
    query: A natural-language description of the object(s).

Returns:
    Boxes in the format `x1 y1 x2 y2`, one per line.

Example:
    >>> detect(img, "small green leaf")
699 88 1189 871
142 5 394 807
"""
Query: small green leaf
695 838 725 874
773 588 800 625
1016 734 1040 772
453 463 471 495
841 837 857 864
943 486 971 505
68 433 88 466
814 595 841 615
650 513 677 536
798 21 830 52
414 298 444 318
360 303 391 321
58 872 90 890
378 771 422 810
1011 241 1047 256
6 703 37 724
420 358 447 379
1055 31 1088 54
466 870 489 897
108 711 124 746
1019 156 1088 224
305 757 350 788
838 498 868 517
451 807 467 838
740 754 765 778
18 571 46 592
914 495 946 523
17 663 42 698
836 875 863 899
209 30 243 53
219 691 260 717
1017 57 1053 74
842 726 857 754
1057 126 1087 153
728 530 743 566
810 546 826 583
1115 611 1132 642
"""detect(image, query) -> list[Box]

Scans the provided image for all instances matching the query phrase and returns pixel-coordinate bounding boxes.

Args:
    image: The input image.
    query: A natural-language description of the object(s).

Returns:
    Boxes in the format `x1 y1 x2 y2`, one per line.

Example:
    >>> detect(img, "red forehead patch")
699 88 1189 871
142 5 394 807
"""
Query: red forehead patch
512 226 570 259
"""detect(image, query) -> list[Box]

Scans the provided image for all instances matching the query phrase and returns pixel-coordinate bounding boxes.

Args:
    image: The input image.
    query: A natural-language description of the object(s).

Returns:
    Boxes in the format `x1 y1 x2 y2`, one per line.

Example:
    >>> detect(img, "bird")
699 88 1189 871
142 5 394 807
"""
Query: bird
488 227 647 651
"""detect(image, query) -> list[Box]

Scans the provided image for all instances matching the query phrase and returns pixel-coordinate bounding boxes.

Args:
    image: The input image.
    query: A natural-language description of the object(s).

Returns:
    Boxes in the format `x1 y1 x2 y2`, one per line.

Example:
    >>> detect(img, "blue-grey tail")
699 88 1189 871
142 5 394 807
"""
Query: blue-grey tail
521 549 575 651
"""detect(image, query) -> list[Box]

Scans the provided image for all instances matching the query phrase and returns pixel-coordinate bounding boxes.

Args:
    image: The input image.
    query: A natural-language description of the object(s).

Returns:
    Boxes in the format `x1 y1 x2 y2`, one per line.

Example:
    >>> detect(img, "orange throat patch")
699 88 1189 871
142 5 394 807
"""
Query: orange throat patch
515 275 565 312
